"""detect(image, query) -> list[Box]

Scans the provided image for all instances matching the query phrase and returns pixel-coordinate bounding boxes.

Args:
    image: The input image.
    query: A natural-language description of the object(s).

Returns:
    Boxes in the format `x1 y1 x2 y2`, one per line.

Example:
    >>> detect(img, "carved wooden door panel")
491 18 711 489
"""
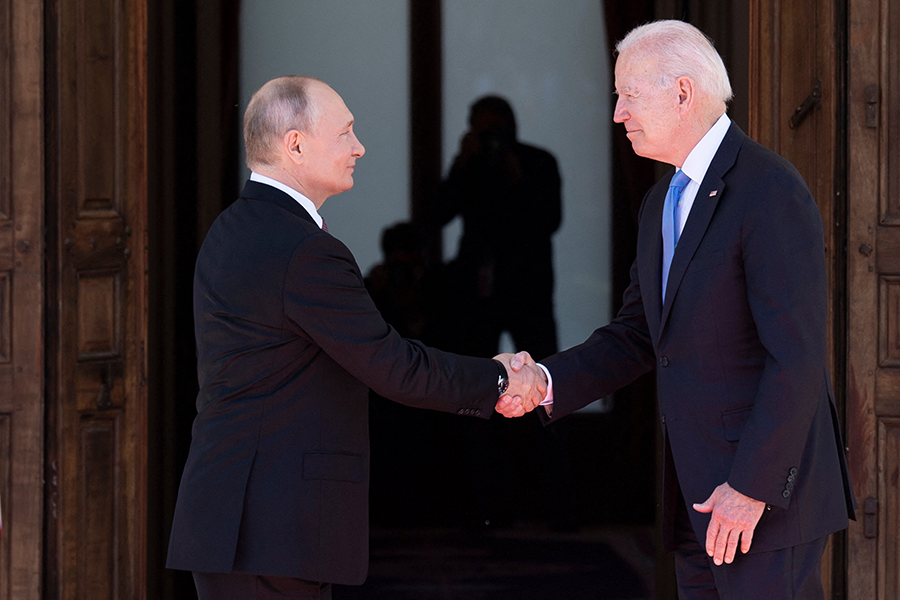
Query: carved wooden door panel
847 0 900 596
0 0 44 598
45 0 148 598
748 0 842 593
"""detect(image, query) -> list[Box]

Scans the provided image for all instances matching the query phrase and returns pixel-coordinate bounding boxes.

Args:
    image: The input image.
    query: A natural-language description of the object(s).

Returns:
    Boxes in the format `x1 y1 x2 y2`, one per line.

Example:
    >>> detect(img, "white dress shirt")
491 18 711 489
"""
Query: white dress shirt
671 112 731 238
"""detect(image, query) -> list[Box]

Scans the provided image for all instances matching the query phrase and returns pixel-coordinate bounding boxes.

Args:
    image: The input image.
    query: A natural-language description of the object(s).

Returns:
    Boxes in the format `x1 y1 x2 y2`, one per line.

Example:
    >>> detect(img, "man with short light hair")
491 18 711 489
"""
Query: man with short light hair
166 75 545 599
515 20 856 599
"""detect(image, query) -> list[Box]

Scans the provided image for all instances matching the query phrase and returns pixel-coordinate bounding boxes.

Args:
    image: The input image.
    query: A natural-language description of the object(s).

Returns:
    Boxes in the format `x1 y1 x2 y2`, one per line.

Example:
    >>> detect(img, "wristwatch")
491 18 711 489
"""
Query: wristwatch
494 360 509 395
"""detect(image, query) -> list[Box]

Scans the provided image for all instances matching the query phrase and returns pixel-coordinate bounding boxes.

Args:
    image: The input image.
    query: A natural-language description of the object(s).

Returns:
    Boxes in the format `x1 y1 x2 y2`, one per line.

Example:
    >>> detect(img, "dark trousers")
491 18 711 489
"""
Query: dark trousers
193 571 332 600
673 490 827 600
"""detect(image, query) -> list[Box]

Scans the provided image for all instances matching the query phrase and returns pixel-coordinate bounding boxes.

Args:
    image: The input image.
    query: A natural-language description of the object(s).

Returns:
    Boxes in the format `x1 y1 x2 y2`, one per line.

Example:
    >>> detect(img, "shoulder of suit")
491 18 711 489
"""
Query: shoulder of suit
731 133 802 177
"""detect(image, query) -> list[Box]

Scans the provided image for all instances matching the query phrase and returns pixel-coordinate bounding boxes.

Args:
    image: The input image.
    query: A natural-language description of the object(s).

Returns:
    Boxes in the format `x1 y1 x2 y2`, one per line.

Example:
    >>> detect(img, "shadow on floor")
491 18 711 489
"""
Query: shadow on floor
334 526 656 600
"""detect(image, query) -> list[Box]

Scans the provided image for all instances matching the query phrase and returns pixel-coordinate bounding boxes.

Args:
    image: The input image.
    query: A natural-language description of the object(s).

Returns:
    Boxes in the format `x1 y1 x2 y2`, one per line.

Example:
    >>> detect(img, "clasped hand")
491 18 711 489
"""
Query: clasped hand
493 351 548 418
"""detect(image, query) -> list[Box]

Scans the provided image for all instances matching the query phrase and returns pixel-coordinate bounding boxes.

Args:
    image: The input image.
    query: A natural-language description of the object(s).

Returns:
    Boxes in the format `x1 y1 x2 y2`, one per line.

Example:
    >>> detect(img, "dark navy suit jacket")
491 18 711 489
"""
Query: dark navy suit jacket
542 123 856 551
166 181 499 584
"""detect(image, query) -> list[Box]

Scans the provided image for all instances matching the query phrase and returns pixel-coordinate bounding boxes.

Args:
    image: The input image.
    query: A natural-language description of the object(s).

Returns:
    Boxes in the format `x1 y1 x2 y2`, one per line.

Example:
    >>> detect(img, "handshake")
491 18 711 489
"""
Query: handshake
493 351 549 418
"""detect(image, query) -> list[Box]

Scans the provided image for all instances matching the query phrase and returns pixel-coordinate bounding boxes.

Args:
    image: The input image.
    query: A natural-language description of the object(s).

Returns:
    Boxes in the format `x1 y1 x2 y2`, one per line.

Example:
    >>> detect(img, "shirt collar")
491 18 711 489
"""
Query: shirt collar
250 171 324 229
679 113 732 184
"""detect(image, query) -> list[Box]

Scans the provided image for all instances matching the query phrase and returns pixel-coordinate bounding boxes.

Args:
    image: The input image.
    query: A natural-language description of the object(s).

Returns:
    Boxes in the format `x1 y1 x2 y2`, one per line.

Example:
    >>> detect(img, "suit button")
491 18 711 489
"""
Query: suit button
661 414 666 425
787 474 795 483
785 482 794 491
790 467 798 476
457 409 466 415
474 409 481 416
659 356 670 367
782 490 791 498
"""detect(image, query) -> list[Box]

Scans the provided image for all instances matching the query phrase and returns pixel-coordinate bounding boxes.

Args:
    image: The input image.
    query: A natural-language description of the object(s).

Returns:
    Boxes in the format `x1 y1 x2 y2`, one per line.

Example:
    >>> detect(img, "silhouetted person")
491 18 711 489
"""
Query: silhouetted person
364 222 449 345
437 95 561 360
437 97 571 530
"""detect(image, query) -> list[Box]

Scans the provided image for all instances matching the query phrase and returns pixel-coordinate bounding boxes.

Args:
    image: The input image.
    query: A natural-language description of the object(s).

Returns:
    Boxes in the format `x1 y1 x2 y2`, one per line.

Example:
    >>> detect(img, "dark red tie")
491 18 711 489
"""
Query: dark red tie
321 219 329 233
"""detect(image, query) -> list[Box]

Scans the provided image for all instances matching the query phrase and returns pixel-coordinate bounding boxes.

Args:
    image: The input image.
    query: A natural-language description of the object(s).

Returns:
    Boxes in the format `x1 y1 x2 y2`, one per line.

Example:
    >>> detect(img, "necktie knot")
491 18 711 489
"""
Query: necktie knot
669 170 690 192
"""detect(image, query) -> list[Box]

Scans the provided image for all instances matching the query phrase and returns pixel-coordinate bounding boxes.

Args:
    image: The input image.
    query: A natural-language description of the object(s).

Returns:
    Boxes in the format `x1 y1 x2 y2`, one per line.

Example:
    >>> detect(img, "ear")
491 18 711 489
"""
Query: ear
675 76 694 114
284 129 304 165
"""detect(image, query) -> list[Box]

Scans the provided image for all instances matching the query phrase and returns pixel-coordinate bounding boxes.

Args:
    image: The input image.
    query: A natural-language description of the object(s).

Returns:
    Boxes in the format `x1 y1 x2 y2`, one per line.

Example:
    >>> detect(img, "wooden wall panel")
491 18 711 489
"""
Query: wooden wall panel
0 273 9 363
76 270 121 360
880 277 900 367
0 414 11 600
846 0 900 594
46 0 147 596
77 416 118 600
887 0 900 225
878 420 900 599
0 0 9 220
76 0 117 213
2 0 44 597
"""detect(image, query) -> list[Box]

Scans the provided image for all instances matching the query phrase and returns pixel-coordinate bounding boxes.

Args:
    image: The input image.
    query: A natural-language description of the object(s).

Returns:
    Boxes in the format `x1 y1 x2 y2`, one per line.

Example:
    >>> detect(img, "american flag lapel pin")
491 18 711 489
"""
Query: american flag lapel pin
709 190 718 197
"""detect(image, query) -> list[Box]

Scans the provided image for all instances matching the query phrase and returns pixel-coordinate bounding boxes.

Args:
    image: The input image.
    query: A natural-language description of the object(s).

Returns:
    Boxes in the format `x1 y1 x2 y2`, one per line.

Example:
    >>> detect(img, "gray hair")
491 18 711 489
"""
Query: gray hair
616 20 733 106
243 75 324 169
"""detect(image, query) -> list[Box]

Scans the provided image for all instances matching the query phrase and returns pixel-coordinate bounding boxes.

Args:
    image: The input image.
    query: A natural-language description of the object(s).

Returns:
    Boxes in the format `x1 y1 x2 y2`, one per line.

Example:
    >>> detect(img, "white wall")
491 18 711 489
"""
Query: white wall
443 0 613 352
240 0 410 276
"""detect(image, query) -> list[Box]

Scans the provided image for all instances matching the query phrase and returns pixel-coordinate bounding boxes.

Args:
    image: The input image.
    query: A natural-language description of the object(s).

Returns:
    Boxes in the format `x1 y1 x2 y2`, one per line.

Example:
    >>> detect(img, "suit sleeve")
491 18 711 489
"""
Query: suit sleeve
726 169 828 509
282 231 499 416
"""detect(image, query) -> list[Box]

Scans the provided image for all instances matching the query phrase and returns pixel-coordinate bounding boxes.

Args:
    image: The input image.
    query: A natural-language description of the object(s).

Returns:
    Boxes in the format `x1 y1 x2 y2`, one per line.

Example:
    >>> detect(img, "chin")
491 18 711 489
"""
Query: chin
631 144 654 160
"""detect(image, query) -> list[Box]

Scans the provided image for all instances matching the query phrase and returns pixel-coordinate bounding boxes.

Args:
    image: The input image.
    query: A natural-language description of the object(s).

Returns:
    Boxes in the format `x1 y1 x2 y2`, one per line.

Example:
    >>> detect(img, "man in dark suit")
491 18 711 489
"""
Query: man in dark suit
165 76 545 599
508 20 856 599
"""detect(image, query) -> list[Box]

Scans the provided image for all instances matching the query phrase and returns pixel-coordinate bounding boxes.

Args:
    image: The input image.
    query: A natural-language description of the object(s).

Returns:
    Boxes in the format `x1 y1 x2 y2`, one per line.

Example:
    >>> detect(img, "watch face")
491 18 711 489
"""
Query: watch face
498 378 509 395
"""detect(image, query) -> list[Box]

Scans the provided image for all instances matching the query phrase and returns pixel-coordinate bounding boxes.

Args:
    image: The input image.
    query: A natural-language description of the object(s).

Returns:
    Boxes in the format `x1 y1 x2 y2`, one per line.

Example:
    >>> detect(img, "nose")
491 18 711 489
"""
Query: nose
352 132 365 157
613 98 628 123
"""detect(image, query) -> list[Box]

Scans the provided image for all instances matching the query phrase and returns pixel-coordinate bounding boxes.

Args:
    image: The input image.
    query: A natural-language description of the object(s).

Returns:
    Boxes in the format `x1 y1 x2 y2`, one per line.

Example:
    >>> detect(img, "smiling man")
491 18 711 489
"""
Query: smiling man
510 20 856 600
165 76 546 599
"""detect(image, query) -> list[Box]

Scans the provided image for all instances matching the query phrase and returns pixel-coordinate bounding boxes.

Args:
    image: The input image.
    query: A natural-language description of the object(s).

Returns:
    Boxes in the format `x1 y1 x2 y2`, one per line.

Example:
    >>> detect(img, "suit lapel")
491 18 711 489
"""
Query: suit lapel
659 123 744 331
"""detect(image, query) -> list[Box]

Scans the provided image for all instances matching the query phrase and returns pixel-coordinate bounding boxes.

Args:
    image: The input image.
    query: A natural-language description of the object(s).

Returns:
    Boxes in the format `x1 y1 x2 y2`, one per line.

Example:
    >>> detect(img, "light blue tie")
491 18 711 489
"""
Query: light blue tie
661 170 691 301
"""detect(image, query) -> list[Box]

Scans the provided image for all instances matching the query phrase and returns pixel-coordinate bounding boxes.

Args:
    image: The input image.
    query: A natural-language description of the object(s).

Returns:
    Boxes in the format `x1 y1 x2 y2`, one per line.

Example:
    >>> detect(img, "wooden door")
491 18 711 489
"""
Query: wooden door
748 0 844 595
846 0 900 596
0 0 44 598
44 0 149 597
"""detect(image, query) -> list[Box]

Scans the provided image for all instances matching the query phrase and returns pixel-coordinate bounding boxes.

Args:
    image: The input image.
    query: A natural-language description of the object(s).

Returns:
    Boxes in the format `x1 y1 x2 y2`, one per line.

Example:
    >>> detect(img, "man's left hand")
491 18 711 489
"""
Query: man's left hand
692 482 766 566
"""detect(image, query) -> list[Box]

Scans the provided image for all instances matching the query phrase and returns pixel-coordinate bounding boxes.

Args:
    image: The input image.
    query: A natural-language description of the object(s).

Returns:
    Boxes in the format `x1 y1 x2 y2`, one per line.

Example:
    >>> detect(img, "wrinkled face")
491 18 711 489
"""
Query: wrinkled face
613 50 681 165
299 83 366 204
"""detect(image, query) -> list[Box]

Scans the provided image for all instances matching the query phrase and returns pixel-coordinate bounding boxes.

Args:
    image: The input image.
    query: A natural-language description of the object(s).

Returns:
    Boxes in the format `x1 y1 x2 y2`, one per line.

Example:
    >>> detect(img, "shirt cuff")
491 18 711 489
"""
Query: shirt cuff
536 363 553 405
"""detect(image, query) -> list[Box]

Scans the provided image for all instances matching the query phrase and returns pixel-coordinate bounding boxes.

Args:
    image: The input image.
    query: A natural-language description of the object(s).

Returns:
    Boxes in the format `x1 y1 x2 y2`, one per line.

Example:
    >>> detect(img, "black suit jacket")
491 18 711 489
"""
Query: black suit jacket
542 123 856 551
166 181 499 584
